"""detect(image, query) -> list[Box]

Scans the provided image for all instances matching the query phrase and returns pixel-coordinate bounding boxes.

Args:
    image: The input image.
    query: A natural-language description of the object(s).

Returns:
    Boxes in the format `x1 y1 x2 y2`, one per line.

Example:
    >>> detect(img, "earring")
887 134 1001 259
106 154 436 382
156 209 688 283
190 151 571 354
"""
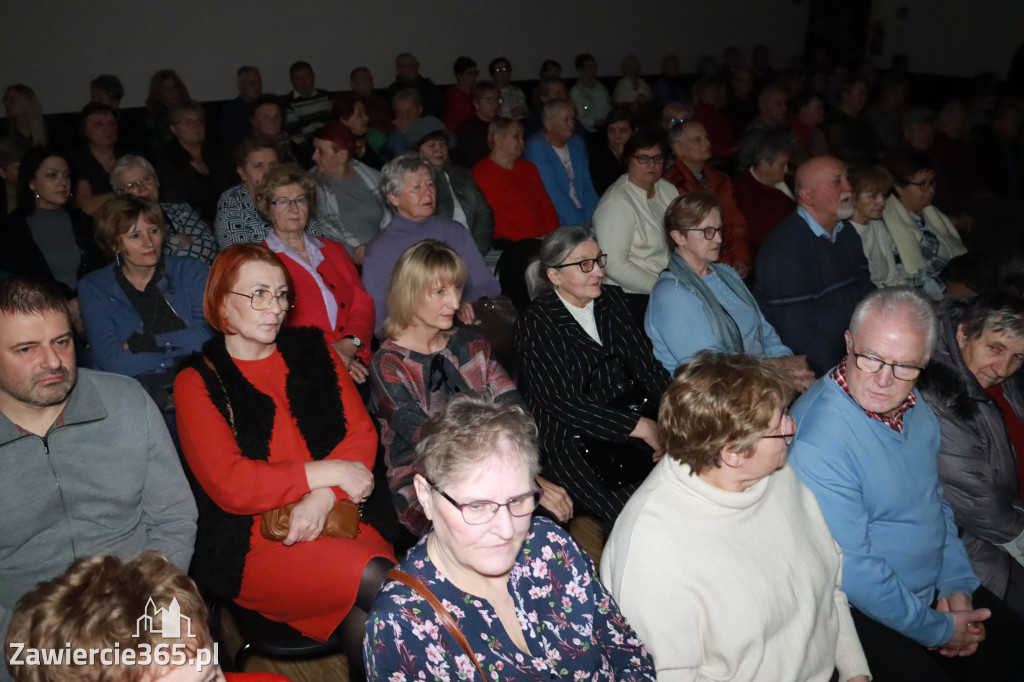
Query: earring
115 252 122 267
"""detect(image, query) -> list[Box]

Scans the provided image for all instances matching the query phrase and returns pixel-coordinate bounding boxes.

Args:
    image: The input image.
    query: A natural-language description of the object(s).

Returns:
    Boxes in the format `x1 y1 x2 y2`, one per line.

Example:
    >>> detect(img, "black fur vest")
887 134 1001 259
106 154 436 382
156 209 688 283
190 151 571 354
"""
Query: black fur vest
182 326 347 598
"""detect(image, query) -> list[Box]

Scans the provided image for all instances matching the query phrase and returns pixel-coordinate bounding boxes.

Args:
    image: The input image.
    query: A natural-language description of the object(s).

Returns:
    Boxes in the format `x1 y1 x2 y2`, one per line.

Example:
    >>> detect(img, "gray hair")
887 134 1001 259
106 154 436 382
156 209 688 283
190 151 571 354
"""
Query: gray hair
959 294 1024 341
525 225 596 299
110 154 157 190
751 133 793 167
390 87 422 109
849 287 937 357
379 153 434 210
668 119 701 145
413 392 540 489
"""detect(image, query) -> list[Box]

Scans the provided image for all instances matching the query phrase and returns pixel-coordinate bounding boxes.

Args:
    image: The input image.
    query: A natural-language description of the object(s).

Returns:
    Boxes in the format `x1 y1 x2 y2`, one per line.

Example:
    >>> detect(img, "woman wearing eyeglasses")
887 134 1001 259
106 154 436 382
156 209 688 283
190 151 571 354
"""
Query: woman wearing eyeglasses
881 150 968 300
110 154 218 265
592 131 678 326
517 225 669 525
601 352 870 682
365 392 656 681
369 239 572 540
173 244 394 682
645 192 814 390
255 163 374 383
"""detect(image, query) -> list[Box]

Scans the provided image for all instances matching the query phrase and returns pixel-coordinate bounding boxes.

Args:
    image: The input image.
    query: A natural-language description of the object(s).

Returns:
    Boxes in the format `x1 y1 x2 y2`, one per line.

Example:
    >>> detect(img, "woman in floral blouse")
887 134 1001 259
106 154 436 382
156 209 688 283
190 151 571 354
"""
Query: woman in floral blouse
363 393 655 681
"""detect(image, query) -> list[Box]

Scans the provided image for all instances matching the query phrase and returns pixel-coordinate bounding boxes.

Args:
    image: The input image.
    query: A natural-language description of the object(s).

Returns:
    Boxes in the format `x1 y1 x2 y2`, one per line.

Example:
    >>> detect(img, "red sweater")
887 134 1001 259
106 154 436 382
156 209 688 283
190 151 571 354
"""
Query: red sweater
472 157 560 241
271 237 374 363
732 169 796 261
663 160 752 269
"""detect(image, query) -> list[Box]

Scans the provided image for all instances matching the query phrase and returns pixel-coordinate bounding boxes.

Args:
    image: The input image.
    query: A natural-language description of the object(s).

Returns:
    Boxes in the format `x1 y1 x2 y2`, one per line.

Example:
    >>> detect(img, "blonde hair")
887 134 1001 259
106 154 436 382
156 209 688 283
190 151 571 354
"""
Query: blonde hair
383 240 468 339
486 117 522 151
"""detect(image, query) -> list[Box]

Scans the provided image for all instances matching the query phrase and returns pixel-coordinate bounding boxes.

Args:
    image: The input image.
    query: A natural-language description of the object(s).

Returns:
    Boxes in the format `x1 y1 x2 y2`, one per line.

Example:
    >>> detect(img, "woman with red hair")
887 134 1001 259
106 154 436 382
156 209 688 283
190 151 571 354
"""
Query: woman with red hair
310 121 388 265
174 243 394 682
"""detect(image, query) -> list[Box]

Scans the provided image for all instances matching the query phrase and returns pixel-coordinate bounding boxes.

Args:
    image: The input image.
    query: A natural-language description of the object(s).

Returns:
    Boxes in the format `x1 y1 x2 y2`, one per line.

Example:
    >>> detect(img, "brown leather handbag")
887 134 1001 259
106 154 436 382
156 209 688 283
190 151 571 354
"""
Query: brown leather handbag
200 356 364 543
260 499 361 541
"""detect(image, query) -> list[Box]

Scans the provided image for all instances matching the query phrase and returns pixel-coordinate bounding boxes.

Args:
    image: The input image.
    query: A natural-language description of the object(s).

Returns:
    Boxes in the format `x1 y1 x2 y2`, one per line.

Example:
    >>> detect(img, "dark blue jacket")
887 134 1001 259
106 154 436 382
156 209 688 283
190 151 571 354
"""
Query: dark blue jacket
78 256 212 377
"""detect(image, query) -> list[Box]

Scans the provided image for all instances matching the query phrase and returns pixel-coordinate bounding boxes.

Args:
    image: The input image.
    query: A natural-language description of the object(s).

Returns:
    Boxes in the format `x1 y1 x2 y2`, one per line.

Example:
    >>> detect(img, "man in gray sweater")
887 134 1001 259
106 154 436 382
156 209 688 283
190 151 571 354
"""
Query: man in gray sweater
0 278 197 660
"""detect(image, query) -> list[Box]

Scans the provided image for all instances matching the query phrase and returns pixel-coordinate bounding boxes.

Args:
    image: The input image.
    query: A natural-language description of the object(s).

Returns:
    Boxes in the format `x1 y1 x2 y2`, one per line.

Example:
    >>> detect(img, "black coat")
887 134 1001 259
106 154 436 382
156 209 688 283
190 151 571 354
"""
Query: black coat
515 285 669 524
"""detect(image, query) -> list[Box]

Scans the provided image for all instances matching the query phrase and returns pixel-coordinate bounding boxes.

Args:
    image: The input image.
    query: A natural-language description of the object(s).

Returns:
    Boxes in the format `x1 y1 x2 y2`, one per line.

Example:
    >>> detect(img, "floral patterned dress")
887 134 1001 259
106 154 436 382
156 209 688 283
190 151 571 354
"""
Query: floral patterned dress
364 516 655 681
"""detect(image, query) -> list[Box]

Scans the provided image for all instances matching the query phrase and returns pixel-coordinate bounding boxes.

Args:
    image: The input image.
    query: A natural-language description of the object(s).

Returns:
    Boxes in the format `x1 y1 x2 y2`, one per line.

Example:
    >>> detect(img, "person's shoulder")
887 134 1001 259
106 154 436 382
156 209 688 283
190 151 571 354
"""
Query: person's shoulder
78 367 149 399
164 254 209 277
758 211 809 251
520 289 560 323
79 262 117 289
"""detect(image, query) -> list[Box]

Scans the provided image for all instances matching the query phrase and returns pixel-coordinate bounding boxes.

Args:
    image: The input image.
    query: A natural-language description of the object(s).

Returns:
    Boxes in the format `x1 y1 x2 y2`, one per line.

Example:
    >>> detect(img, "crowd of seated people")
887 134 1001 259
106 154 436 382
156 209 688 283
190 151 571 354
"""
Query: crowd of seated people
6 43 1024 682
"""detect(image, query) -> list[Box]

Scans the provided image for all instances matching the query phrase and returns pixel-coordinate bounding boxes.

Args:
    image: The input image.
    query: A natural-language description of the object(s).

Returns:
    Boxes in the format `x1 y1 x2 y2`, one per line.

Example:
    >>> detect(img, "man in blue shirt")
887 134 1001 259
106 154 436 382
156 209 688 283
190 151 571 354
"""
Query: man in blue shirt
789 286 1024 681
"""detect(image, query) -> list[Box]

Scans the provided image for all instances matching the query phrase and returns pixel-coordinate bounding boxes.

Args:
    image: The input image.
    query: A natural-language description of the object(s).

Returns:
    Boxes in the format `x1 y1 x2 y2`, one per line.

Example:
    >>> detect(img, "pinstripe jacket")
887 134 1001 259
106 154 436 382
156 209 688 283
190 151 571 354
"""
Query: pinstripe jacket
516 286 669 465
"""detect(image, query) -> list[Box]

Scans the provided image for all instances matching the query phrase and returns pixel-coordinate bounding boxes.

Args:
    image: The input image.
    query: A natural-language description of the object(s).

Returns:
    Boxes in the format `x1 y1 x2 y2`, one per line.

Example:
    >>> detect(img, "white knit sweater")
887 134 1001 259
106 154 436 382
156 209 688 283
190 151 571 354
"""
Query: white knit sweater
601 458 870 682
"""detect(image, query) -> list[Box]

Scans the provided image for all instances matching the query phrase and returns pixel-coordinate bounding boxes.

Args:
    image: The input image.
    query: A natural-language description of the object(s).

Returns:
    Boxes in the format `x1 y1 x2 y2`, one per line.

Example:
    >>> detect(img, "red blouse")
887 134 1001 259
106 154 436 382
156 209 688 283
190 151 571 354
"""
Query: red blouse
472 157 560 241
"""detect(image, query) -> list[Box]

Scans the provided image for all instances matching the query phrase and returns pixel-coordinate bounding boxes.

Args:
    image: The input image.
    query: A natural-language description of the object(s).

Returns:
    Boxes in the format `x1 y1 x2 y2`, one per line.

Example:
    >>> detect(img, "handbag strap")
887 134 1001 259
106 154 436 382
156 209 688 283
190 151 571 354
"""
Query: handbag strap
386 569 486 678
202 355 236 436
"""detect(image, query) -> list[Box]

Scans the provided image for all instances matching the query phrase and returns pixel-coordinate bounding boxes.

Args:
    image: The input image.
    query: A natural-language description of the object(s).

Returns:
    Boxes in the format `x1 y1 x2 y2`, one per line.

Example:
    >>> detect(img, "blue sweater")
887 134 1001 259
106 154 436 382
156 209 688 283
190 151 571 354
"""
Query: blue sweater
788 375 980 647
753 211 874 375
524 132 599 227
78 257 213 377
645 265 791 373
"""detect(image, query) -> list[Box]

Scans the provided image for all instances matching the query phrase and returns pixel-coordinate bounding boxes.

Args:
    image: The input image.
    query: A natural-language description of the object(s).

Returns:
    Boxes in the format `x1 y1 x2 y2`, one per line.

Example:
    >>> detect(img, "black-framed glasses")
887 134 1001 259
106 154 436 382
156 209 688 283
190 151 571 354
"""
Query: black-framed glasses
230 289 292 311
685 226 723 240
270 196 308 210
632 154 664 165
851 346 924 381
761 409 796 445
906 179 937 191
428 479 544 525
551 253 608 273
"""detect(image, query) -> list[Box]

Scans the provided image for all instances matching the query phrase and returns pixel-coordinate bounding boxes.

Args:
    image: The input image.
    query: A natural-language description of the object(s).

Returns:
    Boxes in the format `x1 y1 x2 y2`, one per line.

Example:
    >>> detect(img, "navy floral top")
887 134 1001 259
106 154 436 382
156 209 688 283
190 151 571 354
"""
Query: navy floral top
363 516 655 680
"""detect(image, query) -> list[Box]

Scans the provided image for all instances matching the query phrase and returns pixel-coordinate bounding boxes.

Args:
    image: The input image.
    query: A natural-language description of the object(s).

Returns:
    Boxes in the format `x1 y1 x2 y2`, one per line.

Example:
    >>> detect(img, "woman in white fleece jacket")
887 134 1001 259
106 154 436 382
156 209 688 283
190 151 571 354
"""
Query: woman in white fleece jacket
601 351 870 682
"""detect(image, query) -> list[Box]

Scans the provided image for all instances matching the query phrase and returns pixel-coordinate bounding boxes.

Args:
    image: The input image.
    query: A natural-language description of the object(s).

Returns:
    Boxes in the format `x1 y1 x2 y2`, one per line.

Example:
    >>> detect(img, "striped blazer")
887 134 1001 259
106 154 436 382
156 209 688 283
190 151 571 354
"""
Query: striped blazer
515 286 669 519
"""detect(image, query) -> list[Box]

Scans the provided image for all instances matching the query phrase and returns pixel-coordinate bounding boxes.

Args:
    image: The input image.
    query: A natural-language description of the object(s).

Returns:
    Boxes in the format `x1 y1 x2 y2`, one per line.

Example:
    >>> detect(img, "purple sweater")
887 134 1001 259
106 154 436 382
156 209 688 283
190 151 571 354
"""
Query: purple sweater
361 213 501 337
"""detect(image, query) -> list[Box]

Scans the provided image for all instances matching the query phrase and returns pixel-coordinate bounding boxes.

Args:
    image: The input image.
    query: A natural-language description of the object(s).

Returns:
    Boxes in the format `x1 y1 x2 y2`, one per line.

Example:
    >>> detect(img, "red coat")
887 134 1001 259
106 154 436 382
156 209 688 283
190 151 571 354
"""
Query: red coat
272 237 375 363
663 160 752 269
472 157 560 241
732 169 796 261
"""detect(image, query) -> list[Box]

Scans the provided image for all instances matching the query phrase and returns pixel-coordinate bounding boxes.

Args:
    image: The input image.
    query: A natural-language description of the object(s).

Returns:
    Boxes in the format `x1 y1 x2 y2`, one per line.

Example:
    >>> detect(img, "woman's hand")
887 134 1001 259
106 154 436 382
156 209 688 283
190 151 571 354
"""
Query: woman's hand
282 488 335 546
631 417 665 461
764 355 815 392
170 233 193 248
331 338 369 383
68 297 85 335
536 475 573 522
334 460 374 502
352 243 367 266
456 301 476 326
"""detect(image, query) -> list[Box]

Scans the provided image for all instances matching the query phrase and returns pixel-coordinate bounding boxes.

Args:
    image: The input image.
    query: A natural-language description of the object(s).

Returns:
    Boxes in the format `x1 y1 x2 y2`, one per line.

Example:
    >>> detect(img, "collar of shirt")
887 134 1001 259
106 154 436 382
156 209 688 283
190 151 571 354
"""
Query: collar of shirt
829 358 917 433
797 205 844 243
554 289 601 345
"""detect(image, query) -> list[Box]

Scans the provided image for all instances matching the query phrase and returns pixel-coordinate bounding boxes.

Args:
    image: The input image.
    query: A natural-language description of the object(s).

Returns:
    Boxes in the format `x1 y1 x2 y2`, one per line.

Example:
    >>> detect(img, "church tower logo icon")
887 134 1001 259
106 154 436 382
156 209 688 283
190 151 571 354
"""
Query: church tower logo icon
133 597 196 639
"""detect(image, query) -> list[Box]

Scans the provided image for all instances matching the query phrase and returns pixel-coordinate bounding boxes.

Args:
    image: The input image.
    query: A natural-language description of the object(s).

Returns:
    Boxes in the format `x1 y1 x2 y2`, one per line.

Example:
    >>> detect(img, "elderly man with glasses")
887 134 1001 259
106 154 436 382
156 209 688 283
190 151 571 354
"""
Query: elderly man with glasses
789 286 1024 682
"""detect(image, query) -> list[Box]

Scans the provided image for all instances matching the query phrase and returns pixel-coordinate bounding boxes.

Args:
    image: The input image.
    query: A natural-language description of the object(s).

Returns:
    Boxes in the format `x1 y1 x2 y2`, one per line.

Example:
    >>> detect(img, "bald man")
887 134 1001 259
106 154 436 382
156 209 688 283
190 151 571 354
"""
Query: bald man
753 156 875 374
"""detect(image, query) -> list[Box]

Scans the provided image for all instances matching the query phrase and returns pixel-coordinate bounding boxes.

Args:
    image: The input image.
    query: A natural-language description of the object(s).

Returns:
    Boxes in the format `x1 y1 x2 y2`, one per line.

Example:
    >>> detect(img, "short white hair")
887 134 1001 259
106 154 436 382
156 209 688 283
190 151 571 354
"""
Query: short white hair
849 287 937 357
